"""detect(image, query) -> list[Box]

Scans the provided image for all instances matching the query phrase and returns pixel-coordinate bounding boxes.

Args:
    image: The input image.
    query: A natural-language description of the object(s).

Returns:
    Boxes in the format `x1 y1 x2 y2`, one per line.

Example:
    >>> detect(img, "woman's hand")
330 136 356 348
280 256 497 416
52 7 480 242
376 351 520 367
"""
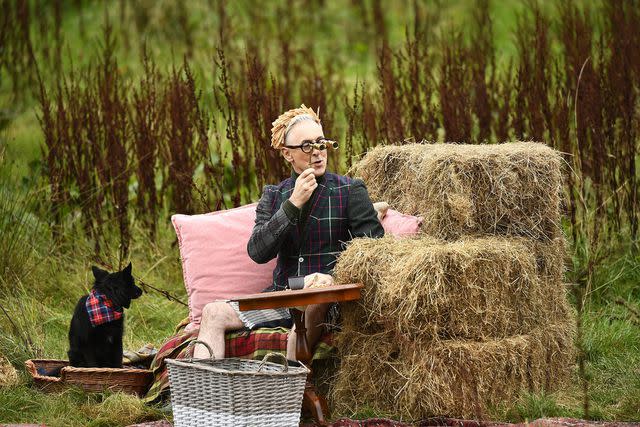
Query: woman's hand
304 273 335 289
373 201 390 222
289 168 317 208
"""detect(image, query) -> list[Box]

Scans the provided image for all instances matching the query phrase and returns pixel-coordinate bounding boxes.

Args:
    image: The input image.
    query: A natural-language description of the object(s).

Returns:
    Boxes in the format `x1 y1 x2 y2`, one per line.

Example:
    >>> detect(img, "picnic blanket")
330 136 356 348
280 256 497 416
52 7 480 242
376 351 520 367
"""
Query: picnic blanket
126 417 640 427
144 322 334 403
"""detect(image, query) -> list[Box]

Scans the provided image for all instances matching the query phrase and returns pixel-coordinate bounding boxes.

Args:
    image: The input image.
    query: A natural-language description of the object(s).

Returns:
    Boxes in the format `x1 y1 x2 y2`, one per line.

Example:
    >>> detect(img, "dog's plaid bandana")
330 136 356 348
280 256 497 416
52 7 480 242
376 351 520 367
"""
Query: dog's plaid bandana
86 289 123 327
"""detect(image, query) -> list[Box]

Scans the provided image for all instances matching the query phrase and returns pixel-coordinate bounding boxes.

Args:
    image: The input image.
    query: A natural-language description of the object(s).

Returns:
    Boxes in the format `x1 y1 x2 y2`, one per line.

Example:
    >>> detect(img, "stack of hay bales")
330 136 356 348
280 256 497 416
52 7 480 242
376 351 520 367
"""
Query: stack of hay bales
332 142 575 420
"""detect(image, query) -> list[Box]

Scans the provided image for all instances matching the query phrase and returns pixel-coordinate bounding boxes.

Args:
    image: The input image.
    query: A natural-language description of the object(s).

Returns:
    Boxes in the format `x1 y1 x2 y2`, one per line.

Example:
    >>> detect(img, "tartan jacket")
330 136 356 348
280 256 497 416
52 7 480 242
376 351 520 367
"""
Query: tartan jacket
247 172 384 291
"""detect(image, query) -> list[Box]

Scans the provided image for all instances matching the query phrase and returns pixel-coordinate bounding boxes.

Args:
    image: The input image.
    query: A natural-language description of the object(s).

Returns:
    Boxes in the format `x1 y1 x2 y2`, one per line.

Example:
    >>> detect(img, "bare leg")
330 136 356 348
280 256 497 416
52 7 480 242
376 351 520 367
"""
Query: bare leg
194 301 244 359
287 303 330 361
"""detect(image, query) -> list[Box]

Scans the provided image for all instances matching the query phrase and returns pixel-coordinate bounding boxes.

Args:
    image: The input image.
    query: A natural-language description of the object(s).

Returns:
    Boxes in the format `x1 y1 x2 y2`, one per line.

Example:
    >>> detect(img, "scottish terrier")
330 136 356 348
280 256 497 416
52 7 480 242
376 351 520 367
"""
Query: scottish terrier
67 263 142 368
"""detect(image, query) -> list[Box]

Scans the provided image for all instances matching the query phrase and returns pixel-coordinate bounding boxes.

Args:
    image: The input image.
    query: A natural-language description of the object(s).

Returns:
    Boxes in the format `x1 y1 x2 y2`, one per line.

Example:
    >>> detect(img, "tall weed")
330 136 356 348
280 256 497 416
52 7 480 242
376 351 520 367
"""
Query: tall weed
0 149 48 290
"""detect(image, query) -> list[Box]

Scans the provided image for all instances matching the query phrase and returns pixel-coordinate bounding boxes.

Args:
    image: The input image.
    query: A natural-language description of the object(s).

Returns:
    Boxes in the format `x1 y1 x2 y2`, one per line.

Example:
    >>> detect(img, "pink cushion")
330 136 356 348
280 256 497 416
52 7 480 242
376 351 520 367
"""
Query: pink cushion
381 209 422 237
172 203 276 325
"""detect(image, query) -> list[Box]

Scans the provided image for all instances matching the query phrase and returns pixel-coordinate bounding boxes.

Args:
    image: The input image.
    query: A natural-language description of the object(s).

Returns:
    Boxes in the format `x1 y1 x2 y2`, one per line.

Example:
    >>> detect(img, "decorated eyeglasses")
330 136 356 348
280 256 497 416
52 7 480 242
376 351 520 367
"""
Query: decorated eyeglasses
285 137 339 153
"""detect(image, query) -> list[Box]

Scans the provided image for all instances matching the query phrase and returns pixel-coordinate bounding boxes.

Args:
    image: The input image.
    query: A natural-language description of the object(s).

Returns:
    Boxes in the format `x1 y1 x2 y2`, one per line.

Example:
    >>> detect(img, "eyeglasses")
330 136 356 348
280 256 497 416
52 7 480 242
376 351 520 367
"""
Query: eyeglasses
284 137 338 153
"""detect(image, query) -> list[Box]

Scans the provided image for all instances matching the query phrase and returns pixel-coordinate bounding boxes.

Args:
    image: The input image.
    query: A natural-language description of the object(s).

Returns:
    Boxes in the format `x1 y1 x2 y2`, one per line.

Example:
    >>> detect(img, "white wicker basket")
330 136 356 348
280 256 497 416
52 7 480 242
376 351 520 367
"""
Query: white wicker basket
166 341 309 427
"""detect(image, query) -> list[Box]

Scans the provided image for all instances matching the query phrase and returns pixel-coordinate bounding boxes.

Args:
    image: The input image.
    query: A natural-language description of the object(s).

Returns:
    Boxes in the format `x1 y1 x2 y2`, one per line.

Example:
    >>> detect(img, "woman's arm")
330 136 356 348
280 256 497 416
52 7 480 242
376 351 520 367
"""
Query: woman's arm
247 186 299 263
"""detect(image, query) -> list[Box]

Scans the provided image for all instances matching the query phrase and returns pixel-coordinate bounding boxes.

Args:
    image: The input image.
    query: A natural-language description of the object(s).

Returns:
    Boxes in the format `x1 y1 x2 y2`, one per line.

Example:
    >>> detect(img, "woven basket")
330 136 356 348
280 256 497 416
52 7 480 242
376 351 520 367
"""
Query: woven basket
25 359 152 396
166 341 309 427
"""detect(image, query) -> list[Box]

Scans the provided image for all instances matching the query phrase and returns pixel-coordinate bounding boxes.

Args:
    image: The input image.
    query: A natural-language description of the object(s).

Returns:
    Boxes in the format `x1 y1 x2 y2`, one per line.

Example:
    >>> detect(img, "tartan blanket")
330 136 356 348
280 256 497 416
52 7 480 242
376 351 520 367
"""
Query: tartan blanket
144 324 334 403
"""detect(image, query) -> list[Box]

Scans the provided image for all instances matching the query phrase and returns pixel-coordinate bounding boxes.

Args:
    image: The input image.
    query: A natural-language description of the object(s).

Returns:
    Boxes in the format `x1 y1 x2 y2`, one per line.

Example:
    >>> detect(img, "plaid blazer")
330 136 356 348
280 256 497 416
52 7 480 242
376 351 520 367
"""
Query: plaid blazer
248 172 382 291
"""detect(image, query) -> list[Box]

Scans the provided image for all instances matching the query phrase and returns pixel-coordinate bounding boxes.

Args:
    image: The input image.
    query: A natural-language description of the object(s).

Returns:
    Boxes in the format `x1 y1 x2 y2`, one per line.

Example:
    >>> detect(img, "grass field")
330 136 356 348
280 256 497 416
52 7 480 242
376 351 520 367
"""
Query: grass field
1 0 639 425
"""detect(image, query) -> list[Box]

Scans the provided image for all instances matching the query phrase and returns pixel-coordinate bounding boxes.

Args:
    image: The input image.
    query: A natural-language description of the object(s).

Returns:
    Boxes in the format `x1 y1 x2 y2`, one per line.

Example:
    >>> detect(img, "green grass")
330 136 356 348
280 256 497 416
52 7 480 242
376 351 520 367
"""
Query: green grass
491 304 640 422
2 111 42 176
0 382 167 427
501 392 573 422
581 312 640 421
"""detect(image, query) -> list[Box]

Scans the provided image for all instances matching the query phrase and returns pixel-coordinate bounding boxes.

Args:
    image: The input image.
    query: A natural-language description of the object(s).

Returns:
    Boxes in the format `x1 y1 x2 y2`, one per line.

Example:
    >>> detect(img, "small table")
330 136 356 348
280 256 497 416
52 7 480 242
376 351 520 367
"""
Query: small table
230 283 363 426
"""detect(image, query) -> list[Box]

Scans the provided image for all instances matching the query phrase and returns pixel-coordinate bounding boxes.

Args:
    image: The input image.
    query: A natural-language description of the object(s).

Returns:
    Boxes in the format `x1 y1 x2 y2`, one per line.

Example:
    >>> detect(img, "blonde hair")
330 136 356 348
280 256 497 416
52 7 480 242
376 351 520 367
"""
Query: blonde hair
270 104 321 149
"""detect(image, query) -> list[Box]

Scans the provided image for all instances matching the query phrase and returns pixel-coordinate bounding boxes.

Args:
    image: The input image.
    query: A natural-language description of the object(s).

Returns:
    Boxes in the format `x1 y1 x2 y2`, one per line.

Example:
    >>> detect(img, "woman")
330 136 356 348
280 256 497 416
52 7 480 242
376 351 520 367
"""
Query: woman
194 104 384 360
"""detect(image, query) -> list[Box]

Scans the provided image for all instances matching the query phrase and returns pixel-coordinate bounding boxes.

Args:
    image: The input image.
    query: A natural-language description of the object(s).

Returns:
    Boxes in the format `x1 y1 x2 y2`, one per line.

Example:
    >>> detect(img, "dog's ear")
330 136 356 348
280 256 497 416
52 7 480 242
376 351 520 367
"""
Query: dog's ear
92 266 109 282
123 262 132 277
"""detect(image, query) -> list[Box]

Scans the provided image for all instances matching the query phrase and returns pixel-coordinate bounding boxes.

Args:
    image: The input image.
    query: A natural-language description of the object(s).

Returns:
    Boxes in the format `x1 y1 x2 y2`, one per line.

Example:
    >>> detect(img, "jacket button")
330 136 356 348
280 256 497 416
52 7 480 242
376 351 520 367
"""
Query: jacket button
298 257 304 262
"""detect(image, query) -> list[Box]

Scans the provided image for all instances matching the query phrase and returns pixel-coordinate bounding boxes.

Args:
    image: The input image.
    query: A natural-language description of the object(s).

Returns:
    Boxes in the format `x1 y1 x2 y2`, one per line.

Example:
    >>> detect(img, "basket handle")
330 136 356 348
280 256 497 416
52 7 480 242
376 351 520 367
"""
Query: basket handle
24 360 37 377
257 352 289 373
186 339 214 361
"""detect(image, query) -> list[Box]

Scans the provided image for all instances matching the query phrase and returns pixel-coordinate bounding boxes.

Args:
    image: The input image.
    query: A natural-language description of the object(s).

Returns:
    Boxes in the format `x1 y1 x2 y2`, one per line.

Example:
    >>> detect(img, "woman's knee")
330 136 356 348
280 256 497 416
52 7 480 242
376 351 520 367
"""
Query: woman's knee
201 301 242 330
305 303 330 321
201 301 229 325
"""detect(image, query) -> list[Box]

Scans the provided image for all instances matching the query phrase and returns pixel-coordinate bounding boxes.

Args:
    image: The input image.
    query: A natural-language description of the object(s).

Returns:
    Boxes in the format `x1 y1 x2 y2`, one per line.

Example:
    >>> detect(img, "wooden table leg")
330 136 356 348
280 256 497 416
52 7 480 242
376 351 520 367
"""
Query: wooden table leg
291 308 329 426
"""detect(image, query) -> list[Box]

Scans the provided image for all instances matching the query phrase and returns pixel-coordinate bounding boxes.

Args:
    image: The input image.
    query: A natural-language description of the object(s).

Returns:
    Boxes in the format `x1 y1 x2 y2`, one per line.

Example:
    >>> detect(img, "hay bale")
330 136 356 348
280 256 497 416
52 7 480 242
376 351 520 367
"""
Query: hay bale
350 142 563 241
0 356 19 387
532 236 567 282
333 141 575 420
335 236 571 340
330 321 575 420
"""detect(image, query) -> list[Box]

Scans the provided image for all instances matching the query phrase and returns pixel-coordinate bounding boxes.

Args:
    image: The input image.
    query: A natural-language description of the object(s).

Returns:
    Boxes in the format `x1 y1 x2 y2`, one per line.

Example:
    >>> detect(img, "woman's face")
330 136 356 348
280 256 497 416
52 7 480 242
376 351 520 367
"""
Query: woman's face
281 120 328 177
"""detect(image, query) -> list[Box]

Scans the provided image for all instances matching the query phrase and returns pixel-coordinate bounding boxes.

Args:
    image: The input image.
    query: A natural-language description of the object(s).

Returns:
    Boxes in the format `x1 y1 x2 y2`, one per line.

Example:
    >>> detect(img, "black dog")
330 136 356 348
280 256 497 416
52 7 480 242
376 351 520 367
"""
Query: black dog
67 263 142 368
